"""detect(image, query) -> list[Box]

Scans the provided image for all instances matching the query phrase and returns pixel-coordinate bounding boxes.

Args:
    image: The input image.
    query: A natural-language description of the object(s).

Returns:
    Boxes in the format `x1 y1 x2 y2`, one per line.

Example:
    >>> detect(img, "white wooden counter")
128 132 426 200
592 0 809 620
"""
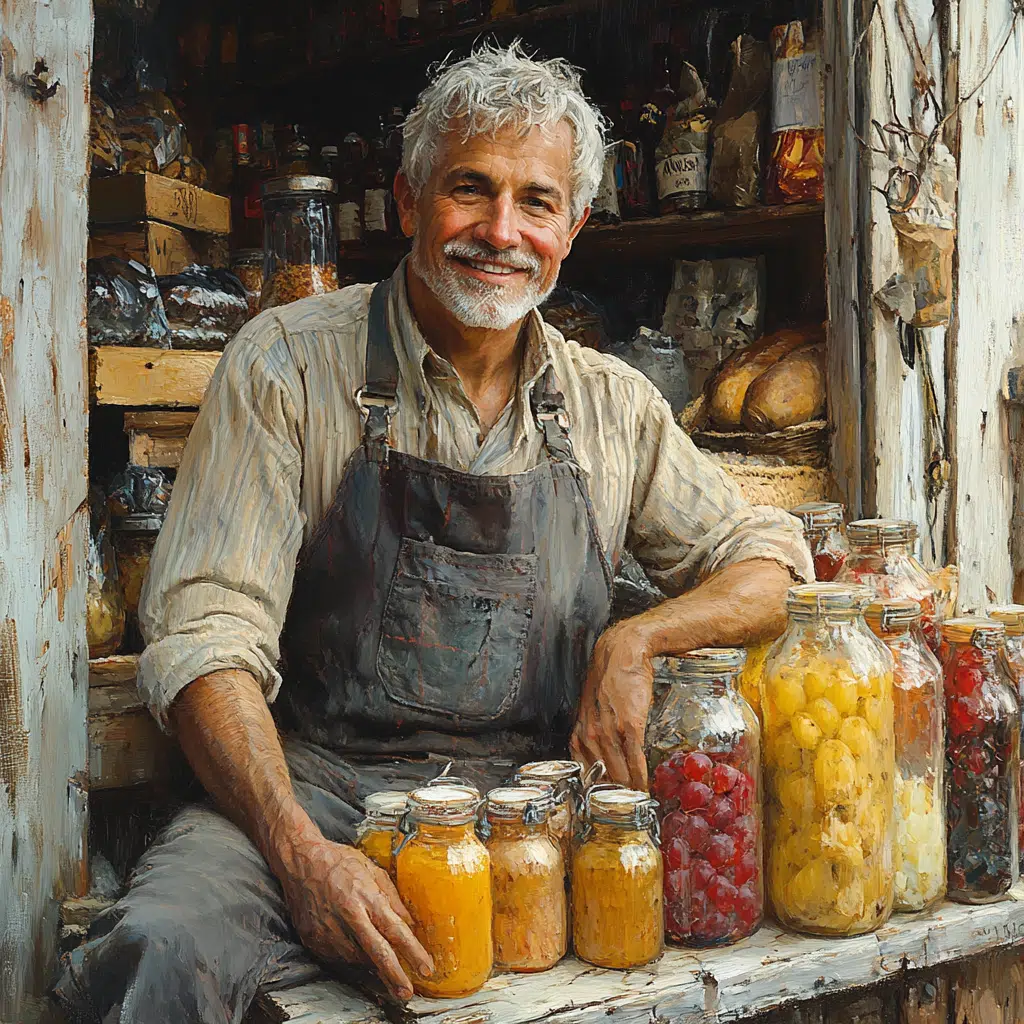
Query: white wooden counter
250 896 1024 1023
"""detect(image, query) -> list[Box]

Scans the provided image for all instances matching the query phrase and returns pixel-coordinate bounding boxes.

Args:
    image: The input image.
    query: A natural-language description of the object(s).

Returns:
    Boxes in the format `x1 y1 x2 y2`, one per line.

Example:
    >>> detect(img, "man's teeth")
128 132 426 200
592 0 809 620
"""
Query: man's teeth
464 258 520 275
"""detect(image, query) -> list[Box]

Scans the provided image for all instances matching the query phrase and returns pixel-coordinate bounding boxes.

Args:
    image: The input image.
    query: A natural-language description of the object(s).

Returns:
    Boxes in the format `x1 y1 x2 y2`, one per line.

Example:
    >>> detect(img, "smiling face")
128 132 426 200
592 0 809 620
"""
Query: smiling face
395 121 589 330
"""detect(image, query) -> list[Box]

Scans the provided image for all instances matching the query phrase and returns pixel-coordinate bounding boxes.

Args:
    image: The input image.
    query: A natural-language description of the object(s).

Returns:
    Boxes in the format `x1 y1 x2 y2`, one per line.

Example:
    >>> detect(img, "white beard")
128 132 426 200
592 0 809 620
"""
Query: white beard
411 237 556 330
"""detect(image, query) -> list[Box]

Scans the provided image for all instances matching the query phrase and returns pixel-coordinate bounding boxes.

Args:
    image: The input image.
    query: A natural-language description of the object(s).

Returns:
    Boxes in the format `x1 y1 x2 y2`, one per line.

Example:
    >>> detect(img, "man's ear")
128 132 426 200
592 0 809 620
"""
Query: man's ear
565 206 591 256
393 172 418 239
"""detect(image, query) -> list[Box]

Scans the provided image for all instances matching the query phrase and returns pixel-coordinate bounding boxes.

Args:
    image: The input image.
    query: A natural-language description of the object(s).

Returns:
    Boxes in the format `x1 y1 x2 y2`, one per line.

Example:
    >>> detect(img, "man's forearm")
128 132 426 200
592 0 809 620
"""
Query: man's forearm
170 668 320 879
626 558 794 657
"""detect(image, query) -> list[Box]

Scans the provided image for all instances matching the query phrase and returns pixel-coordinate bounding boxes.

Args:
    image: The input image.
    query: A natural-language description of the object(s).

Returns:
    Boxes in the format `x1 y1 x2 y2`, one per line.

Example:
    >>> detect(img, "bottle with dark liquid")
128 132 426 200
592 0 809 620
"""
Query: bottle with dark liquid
616 98 652 218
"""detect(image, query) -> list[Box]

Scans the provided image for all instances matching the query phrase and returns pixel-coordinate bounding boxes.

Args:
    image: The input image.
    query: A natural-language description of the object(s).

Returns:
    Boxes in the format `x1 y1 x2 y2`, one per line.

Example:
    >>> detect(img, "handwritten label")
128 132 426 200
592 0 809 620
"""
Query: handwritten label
338 201 362 242
773 53 823 131
172 184 199 225
656 151 707 200
363 189 388 233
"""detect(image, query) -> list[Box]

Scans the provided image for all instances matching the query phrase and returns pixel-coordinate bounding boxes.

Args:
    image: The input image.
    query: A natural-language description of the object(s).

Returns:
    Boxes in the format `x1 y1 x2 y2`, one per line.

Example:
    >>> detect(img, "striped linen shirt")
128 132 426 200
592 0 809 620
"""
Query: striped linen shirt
138 260 814 729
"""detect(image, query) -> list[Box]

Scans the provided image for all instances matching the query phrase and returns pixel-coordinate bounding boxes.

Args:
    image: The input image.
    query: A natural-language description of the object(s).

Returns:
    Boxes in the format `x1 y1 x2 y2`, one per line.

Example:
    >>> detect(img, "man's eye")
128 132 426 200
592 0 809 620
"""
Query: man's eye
524 197 551 210
454 184 480 195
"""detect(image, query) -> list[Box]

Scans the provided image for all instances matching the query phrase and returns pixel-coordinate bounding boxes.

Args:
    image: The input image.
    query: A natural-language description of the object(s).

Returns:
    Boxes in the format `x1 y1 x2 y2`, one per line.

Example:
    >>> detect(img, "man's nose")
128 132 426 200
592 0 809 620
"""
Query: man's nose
474 193 522 251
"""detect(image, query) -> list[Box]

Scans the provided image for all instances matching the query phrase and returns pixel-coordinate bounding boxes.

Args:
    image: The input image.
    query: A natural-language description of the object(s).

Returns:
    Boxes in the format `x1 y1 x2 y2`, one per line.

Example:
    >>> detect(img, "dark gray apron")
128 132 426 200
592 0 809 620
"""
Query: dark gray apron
275 279 614 763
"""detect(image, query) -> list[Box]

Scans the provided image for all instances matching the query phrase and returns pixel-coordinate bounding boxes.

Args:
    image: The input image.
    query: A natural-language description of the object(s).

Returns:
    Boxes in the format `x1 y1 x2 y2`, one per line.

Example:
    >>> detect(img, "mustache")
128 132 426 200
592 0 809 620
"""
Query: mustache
442 240 542 275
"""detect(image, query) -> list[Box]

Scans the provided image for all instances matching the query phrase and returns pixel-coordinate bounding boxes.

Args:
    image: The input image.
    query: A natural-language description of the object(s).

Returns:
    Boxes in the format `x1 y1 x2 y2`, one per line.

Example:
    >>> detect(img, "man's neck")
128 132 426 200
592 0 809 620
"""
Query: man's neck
405 262 527 431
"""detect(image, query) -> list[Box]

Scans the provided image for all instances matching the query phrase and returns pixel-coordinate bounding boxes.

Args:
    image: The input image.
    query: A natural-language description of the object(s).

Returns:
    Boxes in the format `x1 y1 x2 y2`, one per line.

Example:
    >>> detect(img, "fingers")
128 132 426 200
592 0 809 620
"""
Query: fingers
623 725 649 792
373 865 415 929
574 717 632 789
348 907 416 1002
368 893 433 980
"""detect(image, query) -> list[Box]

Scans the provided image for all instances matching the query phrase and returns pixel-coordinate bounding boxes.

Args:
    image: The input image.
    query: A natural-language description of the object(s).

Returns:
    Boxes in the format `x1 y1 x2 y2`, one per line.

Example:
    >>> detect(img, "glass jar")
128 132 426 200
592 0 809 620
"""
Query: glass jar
86 493 125 658
355 791 408 877
572 788 663 968
762 584 895 936
865 599 945 911
738 643 771 721
791 502 848 582
395 784 491 997
836 519 941 654
112 512 164 649
260 176 339 310
484 786 566 973
647 649 763 947
514 760 602 867
988 604 1024 875
230 249 264 321
942 617 1021 903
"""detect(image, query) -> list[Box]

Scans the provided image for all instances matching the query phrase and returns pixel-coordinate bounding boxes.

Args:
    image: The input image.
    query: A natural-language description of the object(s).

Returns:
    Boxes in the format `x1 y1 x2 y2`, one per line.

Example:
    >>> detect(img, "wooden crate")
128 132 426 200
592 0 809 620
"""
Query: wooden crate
124 410 197 468
89 173 230 236
90 346 220 408
89 221 228 276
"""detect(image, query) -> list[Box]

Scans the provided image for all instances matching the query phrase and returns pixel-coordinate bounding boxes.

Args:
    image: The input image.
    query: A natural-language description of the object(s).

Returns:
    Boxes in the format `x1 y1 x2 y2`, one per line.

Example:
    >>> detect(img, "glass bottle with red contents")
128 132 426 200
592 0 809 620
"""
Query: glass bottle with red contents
942 617 1021 903
836 519 942 655
791 502 848 582
647 648 763 947
984 604 1024 877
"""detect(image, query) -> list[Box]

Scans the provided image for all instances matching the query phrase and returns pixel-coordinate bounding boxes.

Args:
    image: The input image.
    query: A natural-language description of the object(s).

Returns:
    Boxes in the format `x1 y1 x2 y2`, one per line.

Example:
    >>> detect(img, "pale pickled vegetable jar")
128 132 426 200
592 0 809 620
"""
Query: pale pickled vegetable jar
837 519 941 654
484 786 566 972
762 583 896 936
514 760 599 867
354 791 408 877
865 599 945 911
988 604 1024 875
572 788 663 968
942 618 1021 903
791 502 848 582
395 784 491 997
647 649 763 947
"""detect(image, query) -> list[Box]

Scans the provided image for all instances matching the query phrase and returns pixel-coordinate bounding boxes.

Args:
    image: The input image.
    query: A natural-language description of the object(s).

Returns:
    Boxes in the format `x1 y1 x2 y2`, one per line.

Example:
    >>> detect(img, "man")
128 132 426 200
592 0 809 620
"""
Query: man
56 44 812 1023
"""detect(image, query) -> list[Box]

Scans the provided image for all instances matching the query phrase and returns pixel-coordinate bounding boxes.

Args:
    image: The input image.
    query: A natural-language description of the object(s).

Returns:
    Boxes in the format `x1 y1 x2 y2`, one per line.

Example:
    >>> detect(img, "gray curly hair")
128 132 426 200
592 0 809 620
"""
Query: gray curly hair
401 41 607 223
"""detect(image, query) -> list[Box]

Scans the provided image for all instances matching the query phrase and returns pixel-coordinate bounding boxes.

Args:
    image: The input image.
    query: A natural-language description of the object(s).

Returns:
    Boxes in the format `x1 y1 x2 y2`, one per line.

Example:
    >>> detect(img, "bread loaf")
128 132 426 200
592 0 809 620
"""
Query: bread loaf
741 342 826 432
706 328 820 429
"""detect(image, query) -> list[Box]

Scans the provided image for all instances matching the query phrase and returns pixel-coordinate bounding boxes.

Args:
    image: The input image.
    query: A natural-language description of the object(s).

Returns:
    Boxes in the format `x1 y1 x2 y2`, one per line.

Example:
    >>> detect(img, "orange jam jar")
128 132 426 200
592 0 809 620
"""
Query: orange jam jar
514 760 603 866
354 791 408 877
484 786 567 972
395 784 492 998
572 788 664 968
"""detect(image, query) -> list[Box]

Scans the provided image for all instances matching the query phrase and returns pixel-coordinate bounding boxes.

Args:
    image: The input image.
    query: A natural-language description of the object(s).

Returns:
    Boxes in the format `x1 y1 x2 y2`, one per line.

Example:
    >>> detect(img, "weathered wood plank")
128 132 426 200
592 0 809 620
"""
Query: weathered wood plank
89 173 231 235
89 654 142 688
0 1 92 1016
88 221 226 275
951 948 1024 1023
90 346 221 408
899 972 948 1024
124 410 197 468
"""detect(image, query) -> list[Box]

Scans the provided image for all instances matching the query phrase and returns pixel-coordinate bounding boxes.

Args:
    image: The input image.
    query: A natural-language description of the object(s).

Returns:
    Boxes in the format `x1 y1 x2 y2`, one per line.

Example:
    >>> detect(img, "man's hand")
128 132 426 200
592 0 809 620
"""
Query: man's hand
278 834 433 1002
571 621 654 791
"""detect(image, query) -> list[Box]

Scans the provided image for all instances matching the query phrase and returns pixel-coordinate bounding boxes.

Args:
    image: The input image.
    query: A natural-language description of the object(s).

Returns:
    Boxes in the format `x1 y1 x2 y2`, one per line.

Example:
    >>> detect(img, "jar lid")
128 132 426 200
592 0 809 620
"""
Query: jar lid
364 791 409 821
674 647 747 672
320 145 339 156
486 785 553 822
262 175 338 197
111 513 165 533
516 760 582 784
230 248 264 263
864 597 921 633
586 787 656 825
988 605 1024 637
942 616 1006 646
847 518 918 545
791 501 845 530
786 582 872 614
406 784 481 824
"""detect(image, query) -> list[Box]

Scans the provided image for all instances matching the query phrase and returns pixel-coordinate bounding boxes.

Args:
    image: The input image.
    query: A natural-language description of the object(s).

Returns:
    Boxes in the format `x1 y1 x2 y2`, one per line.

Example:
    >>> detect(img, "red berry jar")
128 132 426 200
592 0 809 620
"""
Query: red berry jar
941 617 1021 903
791 502 848 582
647 649 763 947
837 519 942 655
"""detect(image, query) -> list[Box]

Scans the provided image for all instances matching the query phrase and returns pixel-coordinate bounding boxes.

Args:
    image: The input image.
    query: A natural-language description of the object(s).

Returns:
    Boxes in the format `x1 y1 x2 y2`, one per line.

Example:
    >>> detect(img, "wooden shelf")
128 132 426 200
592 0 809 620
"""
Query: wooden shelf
90 174 230 236
90 346 221 408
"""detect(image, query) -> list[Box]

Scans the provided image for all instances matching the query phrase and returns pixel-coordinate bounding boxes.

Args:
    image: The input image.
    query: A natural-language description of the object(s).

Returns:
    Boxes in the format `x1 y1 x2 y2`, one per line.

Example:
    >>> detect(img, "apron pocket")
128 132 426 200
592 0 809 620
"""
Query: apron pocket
376 537 537 722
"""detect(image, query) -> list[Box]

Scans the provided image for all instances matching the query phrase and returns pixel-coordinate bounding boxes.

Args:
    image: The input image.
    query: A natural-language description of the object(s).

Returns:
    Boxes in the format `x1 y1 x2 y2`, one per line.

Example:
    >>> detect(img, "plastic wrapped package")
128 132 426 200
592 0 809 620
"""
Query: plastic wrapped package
709 36 771 208
116 89 185 174
395 784 491 997
942 618 1021 903
572 788 663 968
484 786 566 972
90 93 123 176
648 650 764 947
158 265 250 350
762 584 896 936
765 22 825 204
86 488 126 658
539 288 611 350
866 600 945 911
607 328 691 414
354 791 408 877
87 258 170 348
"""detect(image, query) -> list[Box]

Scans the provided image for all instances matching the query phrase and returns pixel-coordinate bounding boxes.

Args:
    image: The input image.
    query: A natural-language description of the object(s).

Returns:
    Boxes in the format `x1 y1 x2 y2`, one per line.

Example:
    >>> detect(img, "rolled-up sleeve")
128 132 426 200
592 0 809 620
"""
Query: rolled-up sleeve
626 385 814 595
138 317 306 731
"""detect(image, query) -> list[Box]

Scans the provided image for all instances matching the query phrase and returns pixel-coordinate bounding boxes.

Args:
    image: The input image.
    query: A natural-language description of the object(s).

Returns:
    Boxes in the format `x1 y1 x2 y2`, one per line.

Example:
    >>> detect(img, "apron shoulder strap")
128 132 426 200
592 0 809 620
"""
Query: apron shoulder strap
356 280 399 459
530 365 578 465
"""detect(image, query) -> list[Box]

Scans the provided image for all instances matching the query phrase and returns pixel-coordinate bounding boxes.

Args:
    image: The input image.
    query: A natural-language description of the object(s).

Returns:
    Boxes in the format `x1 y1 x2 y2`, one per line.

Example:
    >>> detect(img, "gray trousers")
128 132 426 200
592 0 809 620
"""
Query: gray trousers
52 740 513 1024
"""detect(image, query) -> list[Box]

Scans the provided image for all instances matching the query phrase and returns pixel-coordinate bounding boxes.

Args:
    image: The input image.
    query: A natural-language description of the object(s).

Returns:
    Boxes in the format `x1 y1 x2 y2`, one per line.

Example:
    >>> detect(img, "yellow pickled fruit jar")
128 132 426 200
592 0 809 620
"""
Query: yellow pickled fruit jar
865 598 946 912
354 791 408 878
484 786 566 972
395 784 492 998
572 787 663 968
762 583 896 936
738 643 770 720
514 759 603 867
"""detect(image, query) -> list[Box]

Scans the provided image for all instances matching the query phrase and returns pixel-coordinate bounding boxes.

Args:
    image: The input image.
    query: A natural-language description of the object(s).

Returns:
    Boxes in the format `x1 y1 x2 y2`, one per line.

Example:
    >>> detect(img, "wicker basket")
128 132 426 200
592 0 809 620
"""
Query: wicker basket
680 394 829 469
718 461 835 507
